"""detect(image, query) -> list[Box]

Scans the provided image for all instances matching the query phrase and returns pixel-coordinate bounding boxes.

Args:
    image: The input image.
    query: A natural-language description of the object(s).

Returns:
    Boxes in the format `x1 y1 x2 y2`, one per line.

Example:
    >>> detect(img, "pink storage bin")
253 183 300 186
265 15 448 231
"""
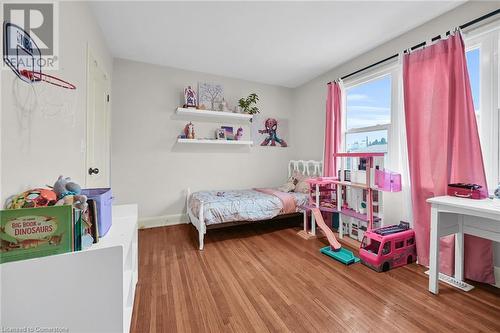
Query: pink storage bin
375 169 402 192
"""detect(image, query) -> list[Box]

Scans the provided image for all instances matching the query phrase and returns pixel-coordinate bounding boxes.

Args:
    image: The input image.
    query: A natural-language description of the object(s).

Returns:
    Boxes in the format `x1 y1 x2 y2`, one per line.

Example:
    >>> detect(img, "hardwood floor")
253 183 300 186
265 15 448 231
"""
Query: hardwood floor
130 220 500 333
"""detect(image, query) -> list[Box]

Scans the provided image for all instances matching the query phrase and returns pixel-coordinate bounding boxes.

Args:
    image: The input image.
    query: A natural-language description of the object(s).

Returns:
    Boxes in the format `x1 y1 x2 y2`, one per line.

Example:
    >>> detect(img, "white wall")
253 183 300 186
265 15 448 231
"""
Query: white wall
291 1 500 267
1 2 112 203
111 58 295 218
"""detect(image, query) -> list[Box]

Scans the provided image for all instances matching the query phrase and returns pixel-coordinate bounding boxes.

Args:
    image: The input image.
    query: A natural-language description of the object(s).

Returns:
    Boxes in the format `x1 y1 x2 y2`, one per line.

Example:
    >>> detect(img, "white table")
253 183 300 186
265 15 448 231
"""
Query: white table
427 196 500 294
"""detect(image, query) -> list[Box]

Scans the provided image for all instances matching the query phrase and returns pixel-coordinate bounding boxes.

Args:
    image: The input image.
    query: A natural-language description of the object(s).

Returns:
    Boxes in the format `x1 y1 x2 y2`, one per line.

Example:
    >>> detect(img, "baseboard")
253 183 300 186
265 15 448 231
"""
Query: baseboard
138 214 189 229
494 266 500 288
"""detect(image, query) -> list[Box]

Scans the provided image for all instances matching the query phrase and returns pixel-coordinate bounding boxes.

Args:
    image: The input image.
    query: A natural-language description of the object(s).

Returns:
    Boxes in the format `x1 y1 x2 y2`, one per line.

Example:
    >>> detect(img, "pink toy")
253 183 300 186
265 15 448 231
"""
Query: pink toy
235 127 244 140
359 222 416 272
312 208 341 250
306 177 337 208
375 169 402 192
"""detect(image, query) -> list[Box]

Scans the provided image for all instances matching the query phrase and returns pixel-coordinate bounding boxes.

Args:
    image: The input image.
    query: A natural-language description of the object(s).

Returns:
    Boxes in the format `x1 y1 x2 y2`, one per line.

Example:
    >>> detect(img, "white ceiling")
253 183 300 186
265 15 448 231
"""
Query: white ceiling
90 1 462 88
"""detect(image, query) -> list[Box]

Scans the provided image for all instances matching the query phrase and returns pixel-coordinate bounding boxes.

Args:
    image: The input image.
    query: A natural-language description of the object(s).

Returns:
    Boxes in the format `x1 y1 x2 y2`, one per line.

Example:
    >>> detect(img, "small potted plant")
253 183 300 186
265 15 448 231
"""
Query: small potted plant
238 93 260 115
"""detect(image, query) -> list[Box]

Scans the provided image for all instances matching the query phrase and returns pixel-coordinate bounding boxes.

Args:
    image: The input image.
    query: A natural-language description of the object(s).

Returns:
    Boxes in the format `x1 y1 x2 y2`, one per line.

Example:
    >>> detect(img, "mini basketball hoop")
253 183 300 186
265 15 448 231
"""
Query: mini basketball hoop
3 22 76 90
20 69 76 90
4 21 78 136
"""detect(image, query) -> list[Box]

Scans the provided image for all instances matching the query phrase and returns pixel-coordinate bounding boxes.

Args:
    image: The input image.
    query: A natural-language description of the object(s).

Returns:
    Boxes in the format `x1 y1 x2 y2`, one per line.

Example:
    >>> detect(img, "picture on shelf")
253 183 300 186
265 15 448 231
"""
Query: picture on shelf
198 82 223 110
221 126 234 140
216 129 226 140
183 86 197 108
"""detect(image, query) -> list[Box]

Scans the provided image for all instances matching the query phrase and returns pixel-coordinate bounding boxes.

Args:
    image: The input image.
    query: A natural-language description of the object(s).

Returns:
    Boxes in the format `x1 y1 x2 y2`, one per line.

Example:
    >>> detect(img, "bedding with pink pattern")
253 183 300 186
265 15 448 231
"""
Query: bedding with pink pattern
254 188 297 214
188 189 308 226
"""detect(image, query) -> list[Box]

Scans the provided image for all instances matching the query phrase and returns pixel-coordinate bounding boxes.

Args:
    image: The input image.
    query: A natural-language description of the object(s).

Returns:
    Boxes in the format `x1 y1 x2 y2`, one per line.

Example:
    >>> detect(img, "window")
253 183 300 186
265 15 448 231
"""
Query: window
361 237 380 255
406 237 415 246
466 47 480 114
466 47 481 133
344 73 392 153
382 241 391 255
395 240 404 249
464 23 500 191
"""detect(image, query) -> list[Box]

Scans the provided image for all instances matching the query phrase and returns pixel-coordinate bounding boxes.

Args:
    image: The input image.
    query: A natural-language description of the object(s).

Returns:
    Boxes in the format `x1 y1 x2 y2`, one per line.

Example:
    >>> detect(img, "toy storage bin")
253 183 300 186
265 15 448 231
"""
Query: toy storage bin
82 188 112 237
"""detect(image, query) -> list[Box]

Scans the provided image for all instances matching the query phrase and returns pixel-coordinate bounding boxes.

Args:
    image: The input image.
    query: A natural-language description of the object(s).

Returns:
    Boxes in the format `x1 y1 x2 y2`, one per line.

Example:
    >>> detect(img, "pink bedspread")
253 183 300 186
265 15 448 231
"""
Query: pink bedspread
254 188 297 214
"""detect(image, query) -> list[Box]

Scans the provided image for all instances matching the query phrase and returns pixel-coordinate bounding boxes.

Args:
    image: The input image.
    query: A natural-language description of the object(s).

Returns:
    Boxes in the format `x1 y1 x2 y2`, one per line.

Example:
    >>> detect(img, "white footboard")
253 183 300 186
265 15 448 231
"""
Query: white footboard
186 188 206 250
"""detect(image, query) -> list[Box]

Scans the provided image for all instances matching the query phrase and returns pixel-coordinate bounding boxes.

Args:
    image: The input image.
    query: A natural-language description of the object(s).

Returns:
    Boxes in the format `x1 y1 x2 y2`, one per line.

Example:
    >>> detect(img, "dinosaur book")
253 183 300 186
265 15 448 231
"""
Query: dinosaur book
0 205 73 264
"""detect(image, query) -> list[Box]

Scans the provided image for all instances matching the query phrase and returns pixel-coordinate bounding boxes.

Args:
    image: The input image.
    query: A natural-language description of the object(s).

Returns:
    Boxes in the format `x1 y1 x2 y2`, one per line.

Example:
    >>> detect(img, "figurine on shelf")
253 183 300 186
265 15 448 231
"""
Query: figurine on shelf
235 127 243 141
183 86 197 108
221 98 231 112
184 122 195 139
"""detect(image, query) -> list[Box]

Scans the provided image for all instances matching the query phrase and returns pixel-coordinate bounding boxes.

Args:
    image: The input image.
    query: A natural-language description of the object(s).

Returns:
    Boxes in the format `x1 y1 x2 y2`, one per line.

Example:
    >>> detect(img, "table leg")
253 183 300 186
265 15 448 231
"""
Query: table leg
455 216 464 282
429 206 440 294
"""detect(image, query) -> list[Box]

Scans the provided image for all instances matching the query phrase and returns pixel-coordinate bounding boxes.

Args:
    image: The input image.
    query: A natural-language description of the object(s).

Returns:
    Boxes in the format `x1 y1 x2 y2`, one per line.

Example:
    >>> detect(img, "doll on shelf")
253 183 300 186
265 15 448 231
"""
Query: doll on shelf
184 122 195 139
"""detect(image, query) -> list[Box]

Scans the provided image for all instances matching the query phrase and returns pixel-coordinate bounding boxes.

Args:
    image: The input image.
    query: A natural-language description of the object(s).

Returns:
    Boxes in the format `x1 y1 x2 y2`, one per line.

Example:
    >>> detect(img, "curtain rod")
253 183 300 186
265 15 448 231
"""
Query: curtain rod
328 8 500 84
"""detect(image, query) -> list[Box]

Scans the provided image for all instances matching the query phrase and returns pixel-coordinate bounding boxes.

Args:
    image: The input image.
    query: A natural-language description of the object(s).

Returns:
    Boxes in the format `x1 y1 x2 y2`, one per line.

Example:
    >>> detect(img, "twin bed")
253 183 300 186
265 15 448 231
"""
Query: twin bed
187 160 322 250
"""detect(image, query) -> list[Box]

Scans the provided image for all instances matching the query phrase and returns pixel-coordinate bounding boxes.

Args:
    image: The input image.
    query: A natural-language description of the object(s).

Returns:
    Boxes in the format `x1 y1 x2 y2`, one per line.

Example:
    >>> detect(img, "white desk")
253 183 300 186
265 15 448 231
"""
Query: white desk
427 196 500 294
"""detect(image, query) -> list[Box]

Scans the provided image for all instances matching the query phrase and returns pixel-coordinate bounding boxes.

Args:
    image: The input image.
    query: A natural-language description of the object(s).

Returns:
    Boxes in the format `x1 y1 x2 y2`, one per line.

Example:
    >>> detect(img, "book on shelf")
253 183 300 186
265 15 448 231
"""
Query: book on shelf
87 199 99 244
0 205 74 264
74 208 82 251
73 207 95 251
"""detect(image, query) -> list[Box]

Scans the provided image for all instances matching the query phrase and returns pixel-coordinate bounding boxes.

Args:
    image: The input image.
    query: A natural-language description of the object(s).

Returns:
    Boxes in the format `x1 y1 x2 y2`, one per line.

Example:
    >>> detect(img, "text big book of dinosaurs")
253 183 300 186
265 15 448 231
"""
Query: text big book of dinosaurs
0 205 74 264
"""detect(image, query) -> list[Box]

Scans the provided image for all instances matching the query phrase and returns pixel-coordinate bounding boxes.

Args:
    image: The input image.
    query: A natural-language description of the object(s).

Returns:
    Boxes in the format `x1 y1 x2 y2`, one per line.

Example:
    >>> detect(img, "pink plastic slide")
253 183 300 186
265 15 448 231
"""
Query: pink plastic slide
311 208 341 250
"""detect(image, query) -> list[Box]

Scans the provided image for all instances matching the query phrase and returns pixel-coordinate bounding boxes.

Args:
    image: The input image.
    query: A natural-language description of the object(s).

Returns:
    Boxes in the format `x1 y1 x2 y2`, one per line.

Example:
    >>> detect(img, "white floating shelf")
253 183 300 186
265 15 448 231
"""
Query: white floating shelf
176 107 253 122
177 138 253 145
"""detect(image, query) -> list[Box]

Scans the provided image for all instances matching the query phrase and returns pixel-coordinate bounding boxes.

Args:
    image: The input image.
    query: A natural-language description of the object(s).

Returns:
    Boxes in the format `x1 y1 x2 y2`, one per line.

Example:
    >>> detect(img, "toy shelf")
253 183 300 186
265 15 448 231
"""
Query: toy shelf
334 152 382 239
340 208 381 223
302 203 338 214
301 204 381 222
334 152 385 158
176 107 253 122
1 205 138 333
177 138 253 145
333 180 370 190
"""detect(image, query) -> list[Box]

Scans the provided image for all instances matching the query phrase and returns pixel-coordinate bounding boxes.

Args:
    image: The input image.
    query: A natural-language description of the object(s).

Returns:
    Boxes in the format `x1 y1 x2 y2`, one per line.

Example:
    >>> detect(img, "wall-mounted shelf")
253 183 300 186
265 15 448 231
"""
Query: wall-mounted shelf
176 107 253 122
177 138 253 145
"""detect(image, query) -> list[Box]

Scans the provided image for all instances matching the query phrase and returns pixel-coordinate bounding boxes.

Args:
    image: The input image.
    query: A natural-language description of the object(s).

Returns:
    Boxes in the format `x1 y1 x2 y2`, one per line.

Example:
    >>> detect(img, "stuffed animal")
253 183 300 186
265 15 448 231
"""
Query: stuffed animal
5 188 57 209
235 127 244 141
53 176 88 211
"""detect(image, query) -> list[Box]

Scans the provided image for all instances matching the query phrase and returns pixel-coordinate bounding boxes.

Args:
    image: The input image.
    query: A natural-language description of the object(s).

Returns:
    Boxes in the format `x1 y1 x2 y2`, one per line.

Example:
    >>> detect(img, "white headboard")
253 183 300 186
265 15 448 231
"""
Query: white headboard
288 160 323 178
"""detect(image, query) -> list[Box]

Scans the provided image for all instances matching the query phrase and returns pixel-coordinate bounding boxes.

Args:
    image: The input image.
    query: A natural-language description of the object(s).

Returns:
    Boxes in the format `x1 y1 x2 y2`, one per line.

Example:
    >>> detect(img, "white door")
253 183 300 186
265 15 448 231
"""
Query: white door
86 49 110 188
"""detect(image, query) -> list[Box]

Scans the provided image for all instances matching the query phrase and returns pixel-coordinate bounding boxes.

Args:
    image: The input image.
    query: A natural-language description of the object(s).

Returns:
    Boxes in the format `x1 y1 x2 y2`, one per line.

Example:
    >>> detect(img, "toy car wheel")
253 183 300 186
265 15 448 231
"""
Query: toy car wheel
407 255 413 264
382 262 390 272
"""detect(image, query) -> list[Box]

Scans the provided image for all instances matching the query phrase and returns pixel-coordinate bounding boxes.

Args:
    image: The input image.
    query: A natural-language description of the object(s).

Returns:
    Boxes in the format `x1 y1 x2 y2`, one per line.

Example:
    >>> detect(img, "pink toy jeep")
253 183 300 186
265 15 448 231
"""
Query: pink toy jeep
359 222 416 272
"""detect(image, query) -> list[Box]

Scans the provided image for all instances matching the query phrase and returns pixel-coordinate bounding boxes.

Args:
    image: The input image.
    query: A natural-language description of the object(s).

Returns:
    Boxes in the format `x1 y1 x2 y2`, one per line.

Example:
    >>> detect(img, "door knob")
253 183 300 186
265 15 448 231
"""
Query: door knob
88 167 99 175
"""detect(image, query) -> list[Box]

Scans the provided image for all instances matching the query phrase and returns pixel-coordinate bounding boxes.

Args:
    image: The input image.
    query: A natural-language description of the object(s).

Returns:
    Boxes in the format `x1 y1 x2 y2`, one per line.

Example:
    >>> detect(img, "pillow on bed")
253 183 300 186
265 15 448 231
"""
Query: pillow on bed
294 173 311 193
278 171 300 192
278 182 295 193
295 179 311 193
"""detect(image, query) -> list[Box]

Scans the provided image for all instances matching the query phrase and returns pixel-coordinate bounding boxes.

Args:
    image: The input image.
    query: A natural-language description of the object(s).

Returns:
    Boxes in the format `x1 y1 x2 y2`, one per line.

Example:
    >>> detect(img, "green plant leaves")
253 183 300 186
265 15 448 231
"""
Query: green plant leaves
238 93 260 114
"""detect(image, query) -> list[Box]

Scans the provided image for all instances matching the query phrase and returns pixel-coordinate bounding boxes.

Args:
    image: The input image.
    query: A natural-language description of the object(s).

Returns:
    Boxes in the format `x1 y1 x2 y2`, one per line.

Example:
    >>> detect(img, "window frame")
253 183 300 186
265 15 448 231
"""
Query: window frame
464 21 500 191
342 62 400 165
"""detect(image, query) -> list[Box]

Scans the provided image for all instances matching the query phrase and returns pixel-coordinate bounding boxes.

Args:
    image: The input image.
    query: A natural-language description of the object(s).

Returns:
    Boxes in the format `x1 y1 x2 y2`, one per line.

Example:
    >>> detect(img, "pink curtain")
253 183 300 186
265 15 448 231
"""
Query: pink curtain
324 82 342 177
403 33 494 283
